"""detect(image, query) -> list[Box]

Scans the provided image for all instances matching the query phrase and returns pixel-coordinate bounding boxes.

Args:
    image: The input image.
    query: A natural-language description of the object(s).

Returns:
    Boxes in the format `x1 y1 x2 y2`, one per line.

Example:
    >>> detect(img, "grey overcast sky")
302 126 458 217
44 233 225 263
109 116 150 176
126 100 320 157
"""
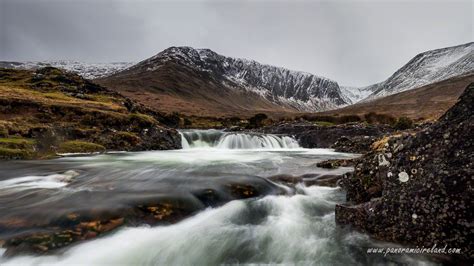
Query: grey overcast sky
0 0 472 86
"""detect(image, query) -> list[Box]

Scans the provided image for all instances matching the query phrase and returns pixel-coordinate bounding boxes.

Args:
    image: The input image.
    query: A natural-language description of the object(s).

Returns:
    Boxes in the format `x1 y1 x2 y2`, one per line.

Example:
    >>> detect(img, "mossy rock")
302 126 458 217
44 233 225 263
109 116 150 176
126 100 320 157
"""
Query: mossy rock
0 137 35 149
128 113 158 128
0 147 34 159
57 140 105 154
313 121 335 127
113 131 141 146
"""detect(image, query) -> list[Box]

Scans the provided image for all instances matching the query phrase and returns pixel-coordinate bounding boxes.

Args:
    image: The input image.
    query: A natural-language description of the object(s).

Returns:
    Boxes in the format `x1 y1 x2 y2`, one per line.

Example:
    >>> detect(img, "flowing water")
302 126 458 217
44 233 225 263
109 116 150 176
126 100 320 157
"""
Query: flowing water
0 130 434 265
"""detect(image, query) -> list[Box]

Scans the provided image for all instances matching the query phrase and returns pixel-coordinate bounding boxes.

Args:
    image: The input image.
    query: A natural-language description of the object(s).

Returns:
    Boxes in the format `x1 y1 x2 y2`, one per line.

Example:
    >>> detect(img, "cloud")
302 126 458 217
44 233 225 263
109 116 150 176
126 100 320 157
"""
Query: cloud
1 0 472 86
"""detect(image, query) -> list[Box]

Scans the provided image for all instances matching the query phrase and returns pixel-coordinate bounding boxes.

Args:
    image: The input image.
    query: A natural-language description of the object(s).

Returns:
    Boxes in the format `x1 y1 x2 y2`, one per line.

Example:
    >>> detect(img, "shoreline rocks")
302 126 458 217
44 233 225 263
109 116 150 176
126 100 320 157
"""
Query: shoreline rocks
336 83 473 261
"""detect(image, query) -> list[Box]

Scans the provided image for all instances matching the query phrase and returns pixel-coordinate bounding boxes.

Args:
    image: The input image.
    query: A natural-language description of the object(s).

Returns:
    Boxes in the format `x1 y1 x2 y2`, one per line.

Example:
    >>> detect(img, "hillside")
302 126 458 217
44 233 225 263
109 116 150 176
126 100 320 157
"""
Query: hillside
361 42 473 101
320 73 474 120
0 67 180 159
96 47 348 117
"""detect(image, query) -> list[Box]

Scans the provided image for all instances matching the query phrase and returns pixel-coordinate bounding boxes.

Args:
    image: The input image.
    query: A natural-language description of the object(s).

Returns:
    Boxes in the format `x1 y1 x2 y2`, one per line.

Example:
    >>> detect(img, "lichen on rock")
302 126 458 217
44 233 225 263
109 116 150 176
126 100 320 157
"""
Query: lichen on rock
336 83 473 262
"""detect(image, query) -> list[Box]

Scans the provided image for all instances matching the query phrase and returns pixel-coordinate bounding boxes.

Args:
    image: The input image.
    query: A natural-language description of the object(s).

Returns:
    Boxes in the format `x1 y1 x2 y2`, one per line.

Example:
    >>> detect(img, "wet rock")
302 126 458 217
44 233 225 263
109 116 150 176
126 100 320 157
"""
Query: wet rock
257 122 391 151
304 174 343 187
1 175 284 256
332 135 382 153
268 174 303 186
316 159 354 169
336 84 474 261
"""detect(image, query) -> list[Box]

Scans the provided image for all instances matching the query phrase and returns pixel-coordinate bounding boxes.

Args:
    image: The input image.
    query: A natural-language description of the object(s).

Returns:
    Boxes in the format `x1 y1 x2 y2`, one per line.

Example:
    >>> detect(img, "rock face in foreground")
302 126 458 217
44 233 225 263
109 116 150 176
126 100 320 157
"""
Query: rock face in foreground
336 83 473 260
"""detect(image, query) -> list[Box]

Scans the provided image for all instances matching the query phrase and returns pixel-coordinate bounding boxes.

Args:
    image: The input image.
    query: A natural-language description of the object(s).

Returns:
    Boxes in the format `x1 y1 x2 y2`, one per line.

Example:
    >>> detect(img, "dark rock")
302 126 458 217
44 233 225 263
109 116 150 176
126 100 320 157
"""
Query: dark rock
336 83 474 261
258 122 391 151
268 174 303 186
304 174 343 187
316 158 354 169
268 173 345 188
332 135 380 153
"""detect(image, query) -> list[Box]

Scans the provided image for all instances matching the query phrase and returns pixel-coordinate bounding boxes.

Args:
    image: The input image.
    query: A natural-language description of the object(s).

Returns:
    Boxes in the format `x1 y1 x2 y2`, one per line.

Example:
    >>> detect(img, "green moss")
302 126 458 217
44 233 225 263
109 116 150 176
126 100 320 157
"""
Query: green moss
58 141 105 154
313 121 335 127
0 137 35 149
128 113 158 127
0 147 33 159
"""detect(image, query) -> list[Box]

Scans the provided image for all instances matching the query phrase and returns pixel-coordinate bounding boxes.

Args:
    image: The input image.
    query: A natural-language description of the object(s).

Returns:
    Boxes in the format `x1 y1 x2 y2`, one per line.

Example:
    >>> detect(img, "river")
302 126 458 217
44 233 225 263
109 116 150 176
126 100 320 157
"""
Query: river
0 130 433 265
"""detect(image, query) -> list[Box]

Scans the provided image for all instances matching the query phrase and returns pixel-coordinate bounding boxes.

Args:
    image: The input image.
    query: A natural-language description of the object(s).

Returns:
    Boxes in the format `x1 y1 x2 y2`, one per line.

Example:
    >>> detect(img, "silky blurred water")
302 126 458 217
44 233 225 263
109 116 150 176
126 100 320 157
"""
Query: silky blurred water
0 131 434 265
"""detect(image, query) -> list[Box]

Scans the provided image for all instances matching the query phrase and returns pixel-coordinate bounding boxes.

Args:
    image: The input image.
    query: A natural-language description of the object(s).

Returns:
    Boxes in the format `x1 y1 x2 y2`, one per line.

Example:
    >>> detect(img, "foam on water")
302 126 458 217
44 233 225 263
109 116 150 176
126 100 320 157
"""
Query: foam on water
0 184 433 265
0 130 434 265
0 170 79 191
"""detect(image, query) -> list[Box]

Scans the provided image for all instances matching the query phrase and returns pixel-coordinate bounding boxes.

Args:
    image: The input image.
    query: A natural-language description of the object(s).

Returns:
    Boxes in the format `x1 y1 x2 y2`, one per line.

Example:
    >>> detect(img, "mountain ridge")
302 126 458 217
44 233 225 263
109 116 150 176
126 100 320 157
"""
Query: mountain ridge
2 42 473 116
360 42 473 101
115 46 348 111
96 46 349 116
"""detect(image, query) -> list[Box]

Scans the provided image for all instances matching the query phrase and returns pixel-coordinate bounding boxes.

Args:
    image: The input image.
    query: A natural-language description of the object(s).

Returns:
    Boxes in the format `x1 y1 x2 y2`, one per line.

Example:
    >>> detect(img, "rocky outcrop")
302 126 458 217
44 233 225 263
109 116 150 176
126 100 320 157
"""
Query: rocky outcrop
336 83 473 261
0 68 181 159
259 122 391 152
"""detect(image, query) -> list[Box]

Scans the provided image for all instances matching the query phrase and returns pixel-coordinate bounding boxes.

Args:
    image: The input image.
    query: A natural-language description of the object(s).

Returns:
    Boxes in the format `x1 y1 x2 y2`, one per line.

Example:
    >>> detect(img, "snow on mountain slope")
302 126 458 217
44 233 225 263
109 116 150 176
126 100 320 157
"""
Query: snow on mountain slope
0 61 134 79
120 46 348 112
339 86 375 104
363 42 473 101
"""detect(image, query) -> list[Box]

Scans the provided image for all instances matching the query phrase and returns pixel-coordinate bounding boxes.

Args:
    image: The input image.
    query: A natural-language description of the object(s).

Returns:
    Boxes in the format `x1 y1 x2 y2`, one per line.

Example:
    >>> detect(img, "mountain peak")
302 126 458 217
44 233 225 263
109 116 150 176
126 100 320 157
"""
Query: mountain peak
103 46 348 112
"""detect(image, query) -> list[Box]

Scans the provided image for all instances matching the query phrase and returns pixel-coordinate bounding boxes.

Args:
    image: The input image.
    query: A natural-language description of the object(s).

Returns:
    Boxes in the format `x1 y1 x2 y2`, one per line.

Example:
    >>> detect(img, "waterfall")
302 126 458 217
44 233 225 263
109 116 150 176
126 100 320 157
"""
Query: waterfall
179 130 300 149
178 132 190 149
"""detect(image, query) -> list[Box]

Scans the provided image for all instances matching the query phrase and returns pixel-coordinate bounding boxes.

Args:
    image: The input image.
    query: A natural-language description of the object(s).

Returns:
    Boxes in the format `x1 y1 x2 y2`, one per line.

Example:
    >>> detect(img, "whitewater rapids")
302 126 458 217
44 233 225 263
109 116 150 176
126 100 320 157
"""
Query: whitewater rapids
0 130 434 265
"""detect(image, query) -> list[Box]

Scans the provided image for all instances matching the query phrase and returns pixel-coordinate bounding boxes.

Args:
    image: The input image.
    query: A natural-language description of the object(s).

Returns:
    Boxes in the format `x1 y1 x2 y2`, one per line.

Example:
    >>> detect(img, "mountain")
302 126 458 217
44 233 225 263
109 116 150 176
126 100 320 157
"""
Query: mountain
320 73 474 120
0 61 134 79
2 43 472 117
360 42 473 101
96 47 348 117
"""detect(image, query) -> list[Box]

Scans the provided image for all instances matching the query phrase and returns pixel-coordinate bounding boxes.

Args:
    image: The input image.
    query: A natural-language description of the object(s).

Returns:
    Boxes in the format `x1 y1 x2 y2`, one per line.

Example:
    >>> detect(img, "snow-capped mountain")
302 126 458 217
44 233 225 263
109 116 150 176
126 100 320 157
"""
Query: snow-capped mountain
117 46 348 111
362 42 473 101
0 61 134 79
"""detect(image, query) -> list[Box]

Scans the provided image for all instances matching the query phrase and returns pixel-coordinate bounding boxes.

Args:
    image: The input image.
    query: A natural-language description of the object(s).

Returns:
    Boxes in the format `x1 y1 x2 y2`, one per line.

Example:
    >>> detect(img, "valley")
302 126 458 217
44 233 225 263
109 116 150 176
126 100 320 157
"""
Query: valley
0 42 472 264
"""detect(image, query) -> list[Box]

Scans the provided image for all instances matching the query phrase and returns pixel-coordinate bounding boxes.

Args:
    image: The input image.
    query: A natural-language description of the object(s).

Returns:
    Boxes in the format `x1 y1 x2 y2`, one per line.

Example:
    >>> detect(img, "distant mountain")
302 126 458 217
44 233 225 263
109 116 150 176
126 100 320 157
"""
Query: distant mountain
2 43 472 116
361 42 473 101
0 61 134 79
97 47 349 116
320 73 474 120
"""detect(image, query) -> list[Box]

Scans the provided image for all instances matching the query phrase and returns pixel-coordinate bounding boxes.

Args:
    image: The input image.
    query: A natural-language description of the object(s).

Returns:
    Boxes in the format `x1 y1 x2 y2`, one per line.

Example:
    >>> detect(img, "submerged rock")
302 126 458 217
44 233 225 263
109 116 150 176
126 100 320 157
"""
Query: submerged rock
1 175 284 256
336 83 473 261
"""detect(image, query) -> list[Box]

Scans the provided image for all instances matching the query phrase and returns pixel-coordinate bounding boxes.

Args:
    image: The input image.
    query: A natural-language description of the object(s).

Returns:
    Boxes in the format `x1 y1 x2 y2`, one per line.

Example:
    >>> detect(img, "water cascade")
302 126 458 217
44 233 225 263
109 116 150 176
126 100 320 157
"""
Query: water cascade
179 130 300 149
